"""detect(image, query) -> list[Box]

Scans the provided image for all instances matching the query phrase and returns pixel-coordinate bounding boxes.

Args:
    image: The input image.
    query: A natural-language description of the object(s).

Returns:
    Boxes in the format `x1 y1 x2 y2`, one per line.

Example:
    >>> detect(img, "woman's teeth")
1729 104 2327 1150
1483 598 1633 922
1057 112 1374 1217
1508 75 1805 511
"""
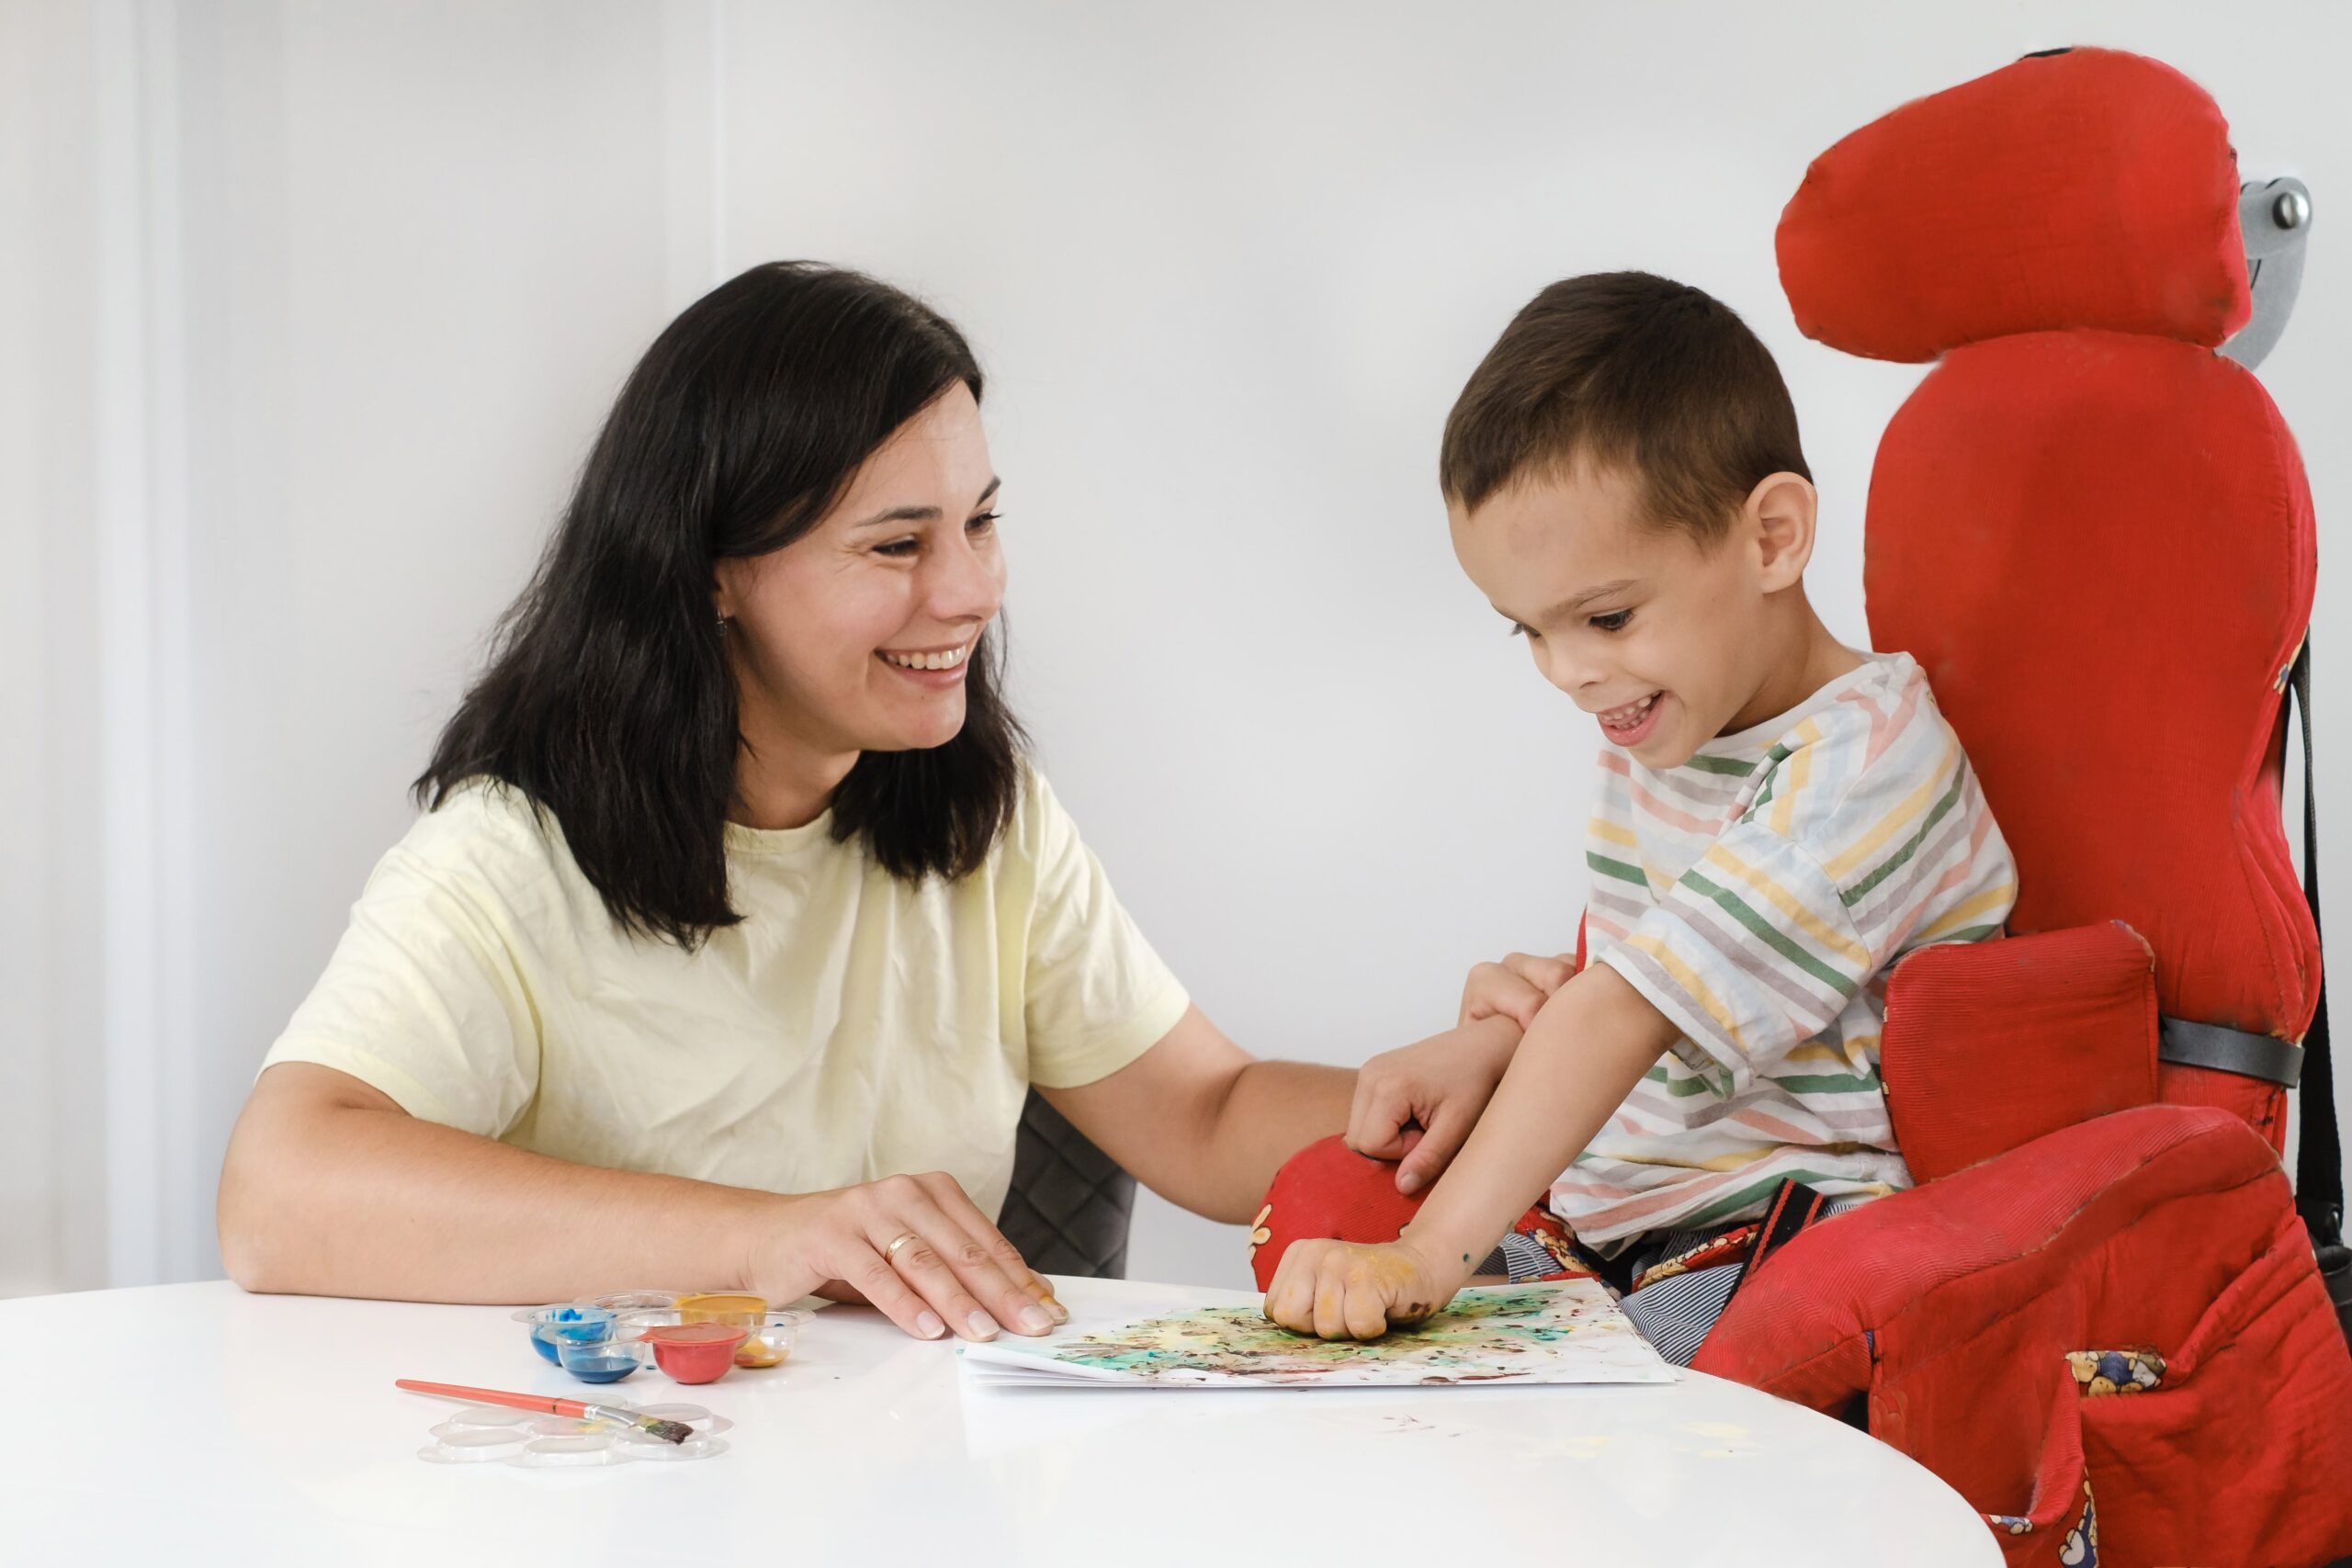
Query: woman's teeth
881 645 970 671
1601 694 1659 728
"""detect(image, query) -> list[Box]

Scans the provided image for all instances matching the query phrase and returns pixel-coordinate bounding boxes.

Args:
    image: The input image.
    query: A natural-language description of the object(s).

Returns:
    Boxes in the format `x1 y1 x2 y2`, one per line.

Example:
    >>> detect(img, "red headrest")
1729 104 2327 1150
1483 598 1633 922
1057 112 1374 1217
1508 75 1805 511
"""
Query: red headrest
1778 48 2250 362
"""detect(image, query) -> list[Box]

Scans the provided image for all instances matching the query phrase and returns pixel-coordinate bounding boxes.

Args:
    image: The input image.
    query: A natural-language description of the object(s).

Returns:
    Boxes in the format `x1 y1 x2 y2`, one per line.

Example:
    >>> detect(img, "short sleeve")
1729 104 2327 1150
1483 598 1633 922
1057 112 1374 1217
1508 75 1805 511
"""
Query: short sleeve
1599 706 2015 1099
1599 821 1871 1098
261 801 544 1136
1013 770 1192 1090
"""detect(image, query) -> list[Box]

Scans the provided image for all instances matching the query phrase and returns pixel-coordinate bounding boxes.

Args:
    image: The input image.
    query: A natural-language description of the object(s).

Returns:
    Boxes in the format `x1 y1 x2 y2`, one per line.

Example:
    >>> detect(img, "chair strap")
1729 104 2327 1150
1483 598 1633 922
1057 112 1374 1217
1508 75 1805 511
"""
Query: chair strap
2290 637 2345 1251
2158 1015 2304 1086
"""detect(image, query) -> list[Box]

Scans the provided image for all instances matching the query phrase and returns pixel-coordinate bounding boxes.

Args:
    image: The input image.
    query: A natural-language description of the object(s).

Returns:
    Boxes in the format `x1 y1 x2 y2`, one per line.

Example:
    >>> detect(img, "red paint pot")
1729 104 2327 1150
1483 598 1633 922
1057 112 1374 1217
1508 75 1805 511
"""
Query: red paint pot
638 1321 751 1384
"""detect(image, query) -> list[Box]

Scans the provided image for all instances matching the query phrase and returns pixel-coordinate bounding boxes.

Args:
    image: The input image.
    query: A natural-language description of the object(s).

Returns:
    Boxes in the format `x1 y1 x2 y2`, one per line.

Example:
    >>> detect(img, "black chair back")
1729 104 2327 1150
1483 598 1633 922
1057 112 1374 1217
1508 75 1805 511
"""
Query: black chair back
998 1089 1135 1278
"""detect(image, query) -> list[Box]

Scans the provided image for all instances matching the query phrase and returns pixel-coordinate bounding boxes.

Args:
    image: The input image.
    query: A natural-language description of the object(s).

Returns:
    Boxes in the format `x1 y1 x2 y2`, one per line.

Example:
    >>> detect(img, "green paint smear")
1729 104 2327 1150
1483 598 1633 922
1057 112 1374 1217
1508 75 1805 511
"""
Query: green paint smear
1051 1286 1596 1375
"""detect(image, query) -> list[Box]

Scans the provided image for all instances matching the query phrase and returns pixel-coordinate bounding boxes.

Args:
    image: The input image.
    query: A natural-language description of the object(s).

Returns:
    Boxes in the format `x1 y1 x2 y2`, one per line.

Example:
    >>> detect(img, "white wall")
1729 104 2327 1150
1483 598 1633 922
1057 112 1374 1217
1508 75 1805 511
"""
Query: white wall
6 0 2349 1295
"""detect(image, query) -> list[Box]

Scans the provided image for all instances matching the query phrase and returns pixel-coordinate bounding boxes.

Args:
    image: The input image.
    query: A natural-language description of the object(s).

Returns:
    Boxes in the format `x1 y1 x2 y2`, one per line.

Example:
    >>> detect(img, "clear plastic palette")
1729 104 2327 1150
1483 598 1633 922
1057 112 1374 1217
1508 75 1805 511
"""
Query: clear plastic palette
417 1399 732 1467
511 1291 810 1384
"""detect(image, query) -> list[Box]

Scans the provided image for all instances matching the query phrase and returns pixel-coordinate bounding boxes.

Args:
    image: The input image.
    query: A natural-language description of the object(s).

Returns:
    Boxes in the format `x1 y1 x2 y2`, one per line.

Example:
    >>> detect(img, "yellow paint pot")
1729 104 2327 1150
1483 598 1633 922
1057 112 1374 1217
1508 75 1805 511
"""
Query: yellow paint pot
675 1292 775 1367
734 1310 812 1368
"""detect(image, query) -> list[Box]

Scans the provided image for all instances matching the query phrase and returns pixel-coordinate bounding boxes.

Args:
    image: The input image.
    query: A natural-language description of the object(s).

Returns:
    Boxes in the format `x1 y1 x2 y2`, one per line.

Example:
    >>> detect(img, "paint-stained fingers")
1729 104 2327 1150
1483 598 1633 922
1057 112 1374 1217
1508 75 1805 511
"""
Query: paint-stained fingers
918 1172 1065 1333
1312 1269 1356 1341
1262 1246 1322 1335
1342 1281 1392 1342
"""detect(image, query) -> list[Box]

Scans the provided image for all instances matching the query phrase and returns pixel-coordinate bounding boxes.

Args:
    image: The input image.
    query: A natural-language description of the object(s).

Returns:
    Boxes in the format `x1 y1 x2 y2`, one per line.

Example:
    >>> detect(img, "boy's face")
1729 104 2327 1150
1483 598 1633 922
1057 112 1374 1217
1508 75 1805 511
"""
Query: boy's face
1448 459 1794 768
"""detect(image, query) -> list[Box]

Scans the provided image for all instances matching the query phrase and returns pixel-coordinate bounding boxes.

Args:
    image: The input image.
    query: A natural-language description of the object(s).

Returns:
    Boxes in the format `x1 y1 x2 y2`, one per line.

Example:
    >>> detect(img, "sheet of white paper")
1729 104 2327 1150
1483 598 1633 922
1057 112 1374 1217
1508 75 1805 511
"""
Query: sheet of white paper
957 1280 1676 1390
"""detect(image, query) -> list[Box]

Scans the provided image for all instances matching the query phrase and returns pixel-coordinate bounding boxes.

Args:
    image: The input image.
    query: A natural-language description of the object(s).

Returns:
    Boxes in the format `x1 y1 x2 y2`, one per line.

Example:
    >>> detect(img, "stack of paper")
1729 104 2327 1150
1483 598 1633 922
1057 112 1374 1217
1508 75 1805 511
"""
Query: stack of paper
958 1280 1676 1390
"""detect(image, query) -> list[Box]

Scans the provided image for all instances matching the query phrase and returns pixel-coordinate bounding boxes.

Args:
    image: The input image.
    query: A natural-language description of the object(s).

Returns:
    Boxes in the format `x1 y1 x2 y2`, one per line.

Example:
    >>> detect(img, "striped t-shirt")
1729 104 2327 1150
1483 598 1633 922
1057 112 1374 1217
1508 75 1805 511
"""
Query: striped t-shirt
1555 649 2017 1252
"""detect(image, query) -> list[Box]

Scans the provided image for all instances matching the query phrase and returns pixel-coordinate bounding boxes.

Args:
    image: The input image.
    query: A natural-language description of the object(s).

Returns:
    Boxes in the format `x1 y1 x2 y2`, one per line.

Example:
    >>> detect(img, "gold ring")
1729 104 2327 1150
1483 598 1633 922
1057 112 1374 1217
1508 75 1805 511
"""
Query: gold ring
884 1231 920 1261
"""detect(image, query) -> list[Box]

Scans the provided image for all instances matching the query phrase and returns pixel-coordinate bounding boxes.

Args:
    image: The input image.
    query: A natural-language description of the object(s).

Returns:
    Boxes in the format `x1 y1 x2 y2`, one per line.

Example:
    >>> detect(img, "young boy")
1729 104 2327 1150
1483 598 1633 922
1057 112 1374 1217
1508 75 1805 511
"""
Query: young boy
1265 272 2017 1355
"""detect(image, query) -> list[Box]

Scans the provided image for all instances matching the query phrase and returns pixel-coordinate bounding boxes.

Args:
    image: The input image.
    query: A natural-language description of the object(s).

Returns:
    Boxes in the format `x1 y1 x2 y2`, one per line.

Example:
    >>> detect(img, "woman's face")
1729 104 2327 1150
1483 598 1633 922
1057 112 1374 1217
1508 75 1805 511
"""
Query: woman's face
715 384 1005 766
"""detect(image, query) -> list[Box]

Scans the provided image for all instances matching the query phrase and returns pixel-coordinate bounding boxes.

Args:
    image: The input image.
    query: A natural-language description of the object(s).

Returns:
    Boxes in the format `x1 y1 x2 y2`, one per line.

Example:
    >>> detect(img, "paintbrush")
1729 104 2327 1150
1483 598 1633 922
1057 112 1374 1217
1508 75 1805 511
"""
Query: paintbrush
396 1378 697 1444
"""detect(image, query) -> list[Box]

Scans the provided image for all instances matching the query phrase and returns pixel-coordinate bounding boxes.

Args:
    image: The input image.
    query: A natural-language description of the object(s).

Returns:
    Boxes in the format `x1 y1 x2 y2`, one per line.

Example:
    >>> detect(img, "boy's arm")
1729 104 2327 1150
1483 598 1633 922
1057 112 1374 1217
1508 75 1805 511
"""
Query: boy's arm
1263 963 1680 1338
1406 963 1679 1274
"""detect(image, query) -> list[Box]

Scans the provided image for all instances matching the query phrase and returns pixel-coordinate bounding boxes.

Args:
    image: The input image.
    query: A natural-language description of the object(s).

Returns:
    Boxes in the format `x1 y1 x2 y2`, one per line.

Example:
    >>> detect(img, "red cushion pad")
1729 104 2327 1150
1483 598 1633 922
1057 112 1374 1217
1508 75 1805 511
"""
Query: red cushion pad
1696 1106 2352 1565
2158 1058 2287 1157
1866 332 2317 1042
1250 1136 1426 1292
1882 922 2157 1183
1778 47 2247 361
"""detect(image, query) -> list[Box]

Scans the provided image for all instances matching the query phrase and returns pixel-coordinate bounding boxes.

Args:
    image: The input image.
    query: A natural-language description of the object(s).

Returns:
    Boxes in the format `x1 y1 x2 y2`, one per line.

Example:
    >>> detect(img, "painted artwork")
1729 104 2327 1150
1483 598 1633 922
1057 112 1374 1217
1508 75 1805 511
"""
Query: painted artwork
957 1280 1675 1389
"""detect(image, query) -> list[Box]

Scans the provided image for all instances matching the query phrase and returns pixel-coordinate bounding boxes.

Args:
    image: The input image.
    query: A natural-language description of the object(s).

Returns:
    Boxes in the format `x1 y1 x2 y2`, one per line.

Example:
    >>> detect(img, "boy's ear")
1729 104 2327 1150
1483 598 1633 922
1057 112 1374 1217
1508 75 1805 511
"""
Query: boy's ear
1746 472 1818 592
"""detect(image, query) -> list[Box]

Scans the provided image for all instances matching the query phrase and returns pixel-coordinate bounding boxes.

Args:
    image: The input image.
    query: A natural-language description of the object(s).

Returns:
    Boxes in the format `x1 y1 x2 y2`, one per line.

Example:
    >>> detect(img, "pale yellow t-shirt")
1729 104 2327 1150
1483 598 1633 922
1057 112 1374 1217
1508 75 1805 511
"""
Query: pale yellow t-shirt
262 763 1190 1219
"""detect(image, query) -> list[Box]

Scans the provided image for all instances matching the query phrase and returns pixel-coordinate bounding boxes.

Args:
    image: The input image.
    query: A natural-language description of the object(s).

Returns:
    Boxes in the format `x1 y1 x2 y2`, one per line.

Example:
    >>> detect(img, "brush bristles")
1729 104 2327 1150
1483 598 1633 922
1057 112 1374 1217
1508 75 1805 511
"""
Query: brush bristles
639 1417 695 1445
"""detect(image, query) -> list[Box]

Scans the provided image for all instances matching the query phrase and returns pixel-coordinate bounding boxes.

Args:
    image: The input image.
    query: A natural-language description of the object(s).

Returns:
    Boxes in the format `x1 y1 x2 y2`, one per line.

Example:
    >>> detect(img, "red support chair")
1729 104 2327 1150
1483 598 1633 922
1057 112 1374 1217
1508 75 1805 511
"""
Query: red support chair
1691 48 2352 1567
1250 47 2352 1568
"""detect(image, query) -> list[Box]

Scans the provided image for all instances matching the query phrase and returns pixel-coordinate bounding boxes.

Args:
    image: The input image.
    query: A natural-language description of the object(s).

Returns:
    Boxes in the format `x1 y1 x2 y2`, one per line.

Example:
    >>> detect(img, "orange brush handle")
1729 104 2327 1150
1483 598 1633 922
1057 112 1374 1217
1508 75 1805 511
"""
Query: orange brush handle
395 1379 589 1418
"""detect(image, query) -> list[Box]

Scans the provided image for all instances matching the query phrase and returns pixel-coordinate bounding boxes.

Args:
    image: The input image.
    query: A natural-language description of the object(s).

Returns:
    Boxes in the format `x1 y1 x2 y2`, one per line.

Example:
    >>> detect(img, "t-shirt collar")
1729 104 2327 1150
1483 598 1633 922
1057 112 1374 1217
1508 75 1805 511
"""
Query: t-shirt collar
1688 649 1913 766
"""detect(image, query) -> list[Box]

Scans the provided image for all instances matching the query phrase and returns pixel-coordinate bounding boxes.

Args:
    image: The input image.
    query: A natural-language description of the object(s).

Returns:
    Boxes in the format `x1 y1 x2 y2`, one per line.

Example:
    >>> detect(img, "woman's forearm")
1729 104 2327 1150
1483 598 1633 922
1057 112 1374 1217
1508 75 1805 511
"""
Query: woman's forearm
218 1063 787 1303
1047 1007 1356 1225
1188 1059 1355 1223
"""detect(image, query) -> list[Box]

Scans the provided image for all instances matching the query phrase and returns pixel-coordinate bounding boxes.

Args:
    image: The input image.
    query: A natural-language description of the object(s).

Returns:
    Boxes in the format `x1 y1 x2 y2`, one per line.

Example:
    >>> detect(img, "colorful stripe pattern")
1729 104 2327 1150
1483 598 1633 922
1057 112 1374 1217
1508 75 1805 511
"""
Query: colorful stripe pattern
1558 651 2017 1251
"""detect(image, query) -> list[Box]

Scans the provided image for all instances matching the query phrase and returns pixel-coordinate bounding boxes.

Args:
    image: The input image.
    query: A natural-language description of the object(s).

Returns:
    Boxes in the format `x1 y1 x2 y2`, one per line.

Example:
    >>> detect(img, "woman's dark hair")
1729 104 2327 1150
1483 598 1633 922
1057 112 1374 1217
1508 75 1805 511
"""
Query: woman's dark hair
418 262 1025 948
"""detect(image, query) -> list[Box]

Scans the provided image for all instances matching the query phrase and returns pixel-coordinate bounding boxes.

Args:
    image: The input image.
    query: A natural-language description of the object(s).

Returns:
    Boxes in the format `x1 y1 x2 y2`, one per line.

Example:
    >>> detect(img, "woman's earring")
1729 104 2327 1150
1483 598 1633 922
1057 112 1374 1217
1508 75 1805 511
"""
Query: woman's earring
715 612 729 634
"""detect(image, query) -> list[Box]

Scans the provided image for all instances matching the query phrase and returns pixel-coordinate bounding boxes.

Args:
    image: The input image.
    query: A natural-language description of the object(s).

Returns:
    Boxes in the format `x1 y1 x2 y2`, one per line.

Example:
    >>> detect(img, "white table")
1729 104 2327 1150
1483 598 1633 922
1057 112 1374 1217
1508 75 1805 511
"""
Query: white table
0 1276 1996 1564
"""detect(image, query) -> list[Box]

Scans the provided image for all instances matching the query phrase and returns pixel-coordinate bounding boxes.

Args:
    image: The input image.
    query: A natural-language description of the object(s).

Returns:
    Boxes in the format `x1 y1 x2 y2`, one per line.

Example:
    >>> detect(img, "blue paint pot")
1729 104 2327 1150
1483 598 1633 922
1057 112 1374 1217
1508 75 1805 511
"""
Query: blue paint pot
514 1303 616 1365
556 1331 644 1383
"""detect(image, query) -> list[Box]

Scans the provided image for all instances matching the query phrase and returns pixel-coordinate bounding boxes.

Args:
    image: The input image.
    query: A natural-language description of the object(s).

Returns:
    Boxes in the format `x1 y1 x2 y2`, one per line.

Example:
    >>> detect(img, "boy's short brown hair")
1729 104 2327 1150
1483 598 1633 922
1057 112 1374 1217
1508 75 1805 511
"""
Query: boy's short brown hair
1440 272 1810 542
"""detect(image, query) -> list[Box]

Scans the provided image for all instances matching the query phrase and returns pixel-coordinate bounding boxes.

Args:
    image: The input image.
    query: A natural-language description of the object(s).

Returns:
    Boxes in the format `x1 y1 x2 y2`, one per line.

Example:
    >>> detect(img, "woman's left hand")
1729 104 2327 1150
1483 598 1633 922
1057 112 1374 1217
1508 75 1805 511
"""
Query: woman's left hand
1261 1235 1458 1341
1346 1014 1520 1194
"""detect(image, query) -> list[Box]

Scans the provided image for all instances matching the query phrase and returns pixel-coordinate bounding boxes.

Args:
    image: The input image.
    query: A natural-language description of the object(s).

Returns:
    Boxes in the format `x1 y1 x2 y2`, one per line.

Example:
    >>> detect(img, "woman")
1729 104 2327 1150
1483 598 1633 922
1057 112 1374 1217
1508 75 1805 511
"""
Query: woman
216 263 1502 1342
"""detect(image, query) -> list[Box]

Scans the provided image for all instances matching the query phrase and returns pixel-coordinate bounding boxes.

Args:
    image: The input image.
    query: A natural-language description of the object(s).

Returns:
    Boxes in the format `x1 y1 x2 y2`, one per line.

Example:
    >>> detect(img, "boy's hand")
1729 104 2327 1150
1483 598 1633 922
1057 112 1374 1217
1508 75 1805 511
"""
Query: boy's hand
1263 1236 1457 1340
1459 951 1578 1032
1348 1016 1519 1195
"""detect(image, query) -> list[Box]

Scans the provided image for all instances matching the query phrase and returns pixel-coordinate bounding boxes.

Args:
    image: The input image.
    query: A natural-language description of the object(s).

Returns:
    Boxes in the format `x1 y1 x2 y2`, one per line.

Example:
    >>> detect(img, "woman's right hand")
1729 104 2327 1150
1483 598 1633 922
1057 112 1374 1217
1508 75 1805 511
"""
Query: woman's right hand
746 1171 1068 1343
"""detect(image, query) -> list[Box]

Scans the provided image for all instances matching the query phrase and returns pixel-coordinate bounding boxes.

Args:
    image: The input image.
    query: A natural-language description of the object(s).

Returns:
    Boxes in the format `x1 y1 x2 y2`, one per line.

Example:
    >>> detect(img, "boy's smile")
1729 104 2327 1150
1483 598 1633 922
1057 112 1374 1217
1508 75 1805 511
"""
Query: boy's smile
1596 691 1666 747
1448 457 1856 768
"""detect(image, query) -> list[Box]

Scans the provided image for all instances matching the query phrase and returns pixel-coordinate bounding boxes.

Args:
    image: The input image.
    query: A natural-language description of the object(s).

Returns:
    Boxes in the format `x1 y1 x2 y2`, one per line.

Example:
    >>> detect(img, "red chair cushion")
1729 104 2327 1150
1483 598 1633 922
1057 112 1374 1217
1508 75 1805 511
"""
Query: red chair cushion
1777 48 2248 362
1882 922 2158 1183
1866 330 2318 1044
1695 1106 2352 1565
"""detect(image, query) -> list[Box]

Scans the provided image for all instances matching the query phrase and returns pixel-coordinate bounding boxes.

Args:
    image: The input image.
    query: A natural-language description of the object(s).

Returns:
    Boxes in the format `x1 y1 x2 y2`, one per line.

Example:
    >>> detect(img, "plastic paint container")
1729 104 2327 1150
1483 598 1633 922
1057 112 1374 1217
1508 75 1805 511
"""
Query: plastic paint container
555 1329 644 1384
676 1292 802 1367
514 1303 616 1365
734 1309 813 1369
628 1304 802 1371
592 1289 686 1313
517 1434 630 1468
418 1427 532 1465
636 1321 751 1384
675 1292 766 1325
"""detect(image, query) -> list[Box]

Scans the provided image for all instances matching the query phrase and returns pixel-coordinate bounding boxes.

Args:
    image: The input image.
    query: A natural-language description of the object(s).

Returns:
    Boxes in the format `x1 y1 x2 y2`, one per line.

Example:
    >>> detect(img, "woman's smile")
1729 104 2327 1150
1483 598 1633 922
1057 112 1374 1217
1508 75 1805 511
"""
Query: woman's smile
877 637 977 684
